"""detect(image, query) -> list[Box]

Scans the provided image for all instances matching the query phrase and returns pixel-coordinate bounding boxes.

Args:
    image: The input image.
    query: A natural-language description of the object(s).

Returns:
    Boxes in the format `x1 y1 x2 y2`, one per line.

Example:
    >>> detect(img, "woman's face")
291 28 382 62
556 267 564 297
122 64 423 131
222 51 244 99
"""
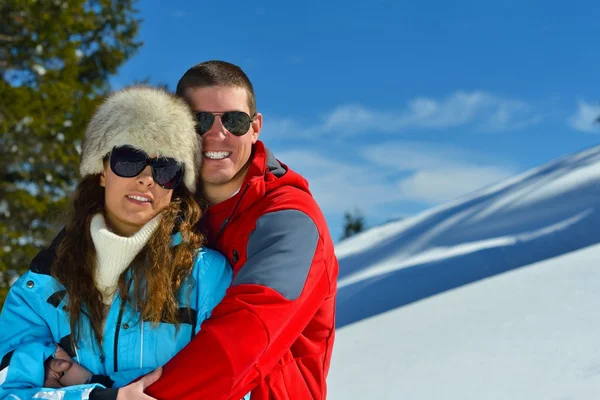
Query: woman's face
100 158 173 236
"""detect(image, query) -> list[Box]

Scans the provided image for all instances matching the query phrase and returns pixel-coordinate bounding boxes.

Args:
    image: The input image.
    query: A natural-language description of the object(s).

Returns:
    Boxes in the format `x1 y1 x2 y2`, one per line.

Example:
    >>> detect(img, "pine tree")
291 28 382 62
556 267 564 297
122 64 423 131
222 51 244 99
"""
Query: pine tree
0 0 142 306
341 209 365 240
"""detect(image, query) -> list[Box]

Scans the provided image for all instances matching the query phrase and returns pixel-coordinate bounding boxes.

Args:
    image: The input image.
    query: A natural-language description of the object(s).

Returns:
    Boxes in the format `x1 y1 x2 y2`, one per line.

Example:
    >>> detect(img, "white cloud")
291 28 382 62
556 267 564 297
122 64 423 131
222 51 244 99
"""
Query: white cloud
362 142 477 171
260 117 304 141
274 150 400 215
363 142 516 204
265 91 541 139
397 166 513 204
275 142 517 214
568 101 600 133
318 91 540 135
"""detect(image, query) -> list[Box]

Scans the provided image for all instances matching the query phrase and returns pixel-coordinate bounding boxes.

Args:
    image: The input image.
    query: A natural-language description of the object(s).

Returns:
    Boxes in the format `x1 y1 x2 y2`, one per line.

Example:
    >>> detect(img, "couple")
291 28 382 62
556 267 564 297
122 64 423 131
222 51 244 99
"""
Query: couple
0 61 339 400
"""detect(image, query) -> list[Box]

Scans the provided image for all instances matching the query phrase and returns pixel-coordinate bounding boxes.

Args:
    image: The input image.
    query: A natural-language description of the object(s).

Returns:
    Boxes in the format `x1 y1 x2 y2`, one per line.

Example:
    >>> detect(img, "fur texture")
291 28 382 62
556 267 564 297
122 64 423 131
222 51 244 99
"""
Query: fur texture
80 85 200 192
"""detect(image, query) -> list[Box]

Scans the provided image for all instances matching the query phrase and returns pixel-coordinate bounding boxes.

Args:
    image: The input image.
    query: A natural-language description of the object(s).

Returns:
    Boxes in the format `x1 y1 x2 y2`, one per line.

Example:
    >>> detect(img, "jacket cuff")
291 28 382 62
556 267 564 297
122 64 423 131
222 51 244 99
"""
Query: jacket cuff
88 374 115 388
89 387 118 400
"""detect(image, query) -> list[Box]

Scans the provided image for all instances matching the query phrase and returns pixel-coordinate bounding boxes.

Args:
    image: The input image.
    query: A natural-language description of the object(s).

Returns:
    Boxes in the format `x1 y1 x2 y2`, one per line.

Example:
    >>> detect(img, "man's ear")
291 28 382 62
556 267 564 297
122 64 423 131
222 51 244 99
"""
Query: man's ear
251 112 262 144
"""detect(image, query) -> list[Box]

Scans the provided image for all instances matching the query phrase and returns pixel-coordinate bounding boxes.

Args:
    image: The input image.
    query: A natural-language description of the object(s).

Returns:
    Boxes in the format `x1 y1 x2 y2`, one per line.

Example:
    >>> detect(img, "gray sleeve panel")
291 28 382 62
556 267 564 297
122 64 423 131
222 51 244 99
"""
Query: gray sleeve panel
232 209 320 301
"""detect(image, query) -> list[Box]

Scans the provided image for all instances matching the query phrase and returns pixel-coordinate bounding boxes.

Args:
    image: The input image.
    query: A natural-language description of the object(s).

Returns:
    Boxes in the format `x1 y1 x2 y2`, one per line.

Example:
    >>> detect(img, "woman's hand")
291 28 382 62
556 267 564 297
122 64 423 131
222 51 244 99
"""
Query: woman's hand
116 367 162 400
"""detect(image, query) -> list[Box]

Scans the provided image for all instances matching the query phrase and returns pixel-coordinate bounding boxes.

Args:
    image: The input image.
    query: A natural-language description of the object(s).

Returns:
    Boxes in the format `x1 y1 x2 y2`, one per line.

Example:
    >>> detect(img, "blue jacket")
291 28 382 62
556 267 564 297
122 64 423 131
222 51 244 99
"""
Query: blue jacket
0 234 243 400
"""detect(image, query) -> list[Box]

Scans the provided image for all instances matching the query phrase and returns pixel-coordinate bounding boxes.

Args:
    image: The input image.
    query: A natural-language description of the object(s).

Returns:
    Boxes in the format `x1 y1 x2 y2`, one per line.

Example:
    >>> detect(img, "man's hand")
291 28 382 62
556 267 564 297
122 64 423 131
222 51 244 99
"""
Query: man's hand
54 345 93 386
116 367 162 400
44 356 72 388
44 345 94 388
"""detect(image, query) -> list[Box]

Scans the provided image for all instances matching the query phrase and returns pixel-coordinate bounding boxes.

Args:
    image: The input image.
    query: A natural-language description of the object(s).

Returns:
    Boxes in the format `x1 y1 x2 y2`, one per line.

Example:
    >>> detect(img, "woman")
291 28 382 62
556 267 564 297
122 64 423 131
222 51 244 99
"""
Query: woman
0 86 246 400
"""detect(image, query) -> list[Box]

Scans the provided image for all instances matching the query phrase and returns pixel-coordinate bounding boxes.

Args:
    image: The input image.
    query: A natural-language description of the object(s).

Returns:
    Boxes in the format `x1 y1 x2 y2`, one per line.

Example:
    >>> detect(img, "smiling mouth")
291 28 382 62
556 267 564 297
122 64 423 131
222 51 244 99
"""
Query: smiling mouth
204 151 232 160
126 195 152 203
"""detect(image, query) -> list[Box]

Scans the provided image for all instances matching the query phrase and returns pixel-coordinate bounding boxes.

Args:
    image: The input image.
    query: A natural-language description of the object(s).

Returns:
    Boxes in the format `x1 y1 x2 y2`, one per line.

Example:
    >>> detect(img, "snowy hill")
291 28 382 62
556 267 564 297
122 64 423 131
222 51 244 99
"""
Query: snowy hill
329 145 600 399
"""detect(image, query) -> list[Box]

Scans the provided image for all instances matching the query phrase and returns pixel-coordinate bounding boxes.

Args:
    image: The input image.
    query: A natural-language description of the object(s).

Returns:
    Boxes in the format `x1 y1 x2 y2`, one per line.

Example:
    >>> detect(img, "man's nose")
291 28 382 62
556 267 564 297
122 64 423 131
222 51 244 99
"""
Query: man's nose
203 115 227 139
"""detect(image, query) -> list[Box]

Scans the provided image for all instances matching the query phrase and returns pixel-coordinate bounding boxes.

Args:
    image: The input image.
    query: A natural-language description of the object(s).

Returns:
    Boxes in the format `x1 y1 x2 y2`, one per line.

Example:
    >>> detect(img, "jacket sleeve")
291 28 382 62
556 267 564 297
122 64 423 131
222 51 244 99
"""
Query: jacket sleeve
0 274 106 400
87 367 155 389
146 209 331 400
85 368 155 400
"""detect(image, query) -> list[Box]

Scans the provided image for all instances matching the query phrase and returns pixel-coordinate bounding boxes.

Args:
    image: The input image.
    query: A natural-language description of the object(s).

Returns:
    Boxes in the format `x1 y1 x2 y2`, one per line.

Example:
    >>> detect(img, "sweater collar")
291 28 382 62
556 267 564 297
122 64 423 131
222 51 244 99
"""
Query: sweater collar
90 213 161 303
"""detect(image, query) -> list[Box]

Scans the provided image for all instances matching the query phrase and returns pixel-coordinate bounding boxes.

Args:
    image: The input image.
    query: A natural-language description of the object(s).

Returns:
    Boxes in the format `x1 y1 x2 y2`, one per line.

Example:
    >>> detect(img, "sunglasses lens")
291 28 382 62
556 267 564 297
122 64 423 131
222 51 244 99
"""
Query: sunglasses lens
152 158 184 189
196 112 215 135
222 111 251 135
110 146 147 177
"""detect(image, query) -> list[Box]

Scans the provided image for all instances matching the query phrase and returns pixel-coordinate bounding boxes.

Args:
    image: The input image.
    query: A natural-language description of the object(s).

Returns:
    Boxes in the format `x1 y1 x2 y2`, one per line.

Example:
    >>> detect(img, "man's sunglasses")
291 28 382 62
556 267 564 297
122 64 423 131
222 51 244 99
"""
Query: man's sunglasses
107 145 184 189
195 111 256 136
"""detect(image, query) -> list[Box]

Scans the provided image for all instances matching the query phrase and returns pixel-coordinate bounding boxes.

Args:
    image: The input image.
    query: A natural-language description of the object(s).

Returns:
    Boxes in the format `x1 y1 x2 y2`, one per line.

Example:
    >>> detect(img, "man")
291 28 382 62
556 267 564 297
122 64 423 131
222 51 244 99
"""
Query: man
44 61 339 399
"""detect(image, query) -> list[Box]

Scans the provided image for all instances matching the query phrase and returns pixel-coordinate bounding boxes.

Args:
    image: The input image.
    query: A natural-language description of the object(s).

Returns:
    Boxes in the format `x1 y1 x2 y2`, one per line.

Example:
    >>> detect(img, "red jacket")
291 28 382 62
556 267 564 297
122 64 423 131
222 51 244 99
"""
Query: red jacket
146 141 339 400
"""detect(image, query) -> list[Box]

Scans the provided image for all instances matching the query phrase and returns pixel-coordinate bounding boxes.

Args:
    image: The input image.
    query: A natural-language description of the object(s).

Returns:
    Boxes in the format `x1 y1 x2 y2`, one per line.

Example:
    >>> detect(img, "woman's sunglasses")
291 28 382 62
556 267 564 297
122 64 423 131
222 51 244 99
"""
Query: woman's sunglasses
195 111 256 136
107 145 184 189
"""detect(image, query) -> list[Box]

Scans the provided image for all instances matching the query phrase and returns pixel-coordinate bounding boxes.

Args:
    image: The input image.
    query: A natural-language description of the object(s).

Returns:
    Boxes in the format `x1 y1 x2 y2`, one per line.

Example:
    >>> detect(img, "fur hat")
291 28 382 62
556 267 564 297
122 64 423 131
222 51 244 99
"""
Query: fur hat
80 85 200 192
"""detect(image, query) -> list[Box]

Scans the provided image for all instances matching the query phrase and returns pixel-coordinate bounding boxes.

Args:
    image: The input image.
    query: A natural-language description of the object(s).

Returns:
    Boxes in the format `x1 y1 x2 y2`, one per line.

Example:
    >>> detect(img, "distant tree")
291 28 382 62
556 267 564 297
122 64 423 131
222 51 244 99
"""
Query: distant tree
0 0 142 306
341 209 365 240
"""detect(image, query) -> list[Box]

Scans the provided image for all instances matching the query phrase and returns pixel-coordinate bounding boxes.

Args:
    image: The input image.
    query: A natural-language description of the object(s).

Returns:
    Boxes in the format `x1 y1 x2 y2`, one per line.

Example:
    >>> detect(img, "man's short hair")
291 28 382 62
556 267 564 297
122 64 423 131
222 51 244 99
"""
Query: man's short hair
176 60 256 115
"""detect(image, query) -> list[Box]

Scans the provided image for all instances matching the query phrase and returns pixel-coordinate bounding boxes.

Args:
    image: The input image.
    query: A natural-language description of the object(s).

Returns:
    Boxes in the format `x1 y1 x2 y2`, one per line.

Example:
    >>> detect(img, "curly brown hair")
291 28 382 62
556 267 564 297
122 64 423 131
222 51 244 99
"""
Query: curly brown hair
51 174 204 350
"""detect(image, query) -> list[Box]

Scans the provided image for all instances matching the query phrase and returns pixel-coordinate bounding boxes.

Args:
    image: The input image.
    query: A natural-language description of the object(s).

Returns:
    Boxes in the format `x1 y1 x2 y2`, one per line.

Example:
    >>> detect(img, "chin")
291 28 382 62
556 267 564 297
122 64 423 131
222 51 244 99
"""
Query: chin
126 214 154 227
203 171 236 185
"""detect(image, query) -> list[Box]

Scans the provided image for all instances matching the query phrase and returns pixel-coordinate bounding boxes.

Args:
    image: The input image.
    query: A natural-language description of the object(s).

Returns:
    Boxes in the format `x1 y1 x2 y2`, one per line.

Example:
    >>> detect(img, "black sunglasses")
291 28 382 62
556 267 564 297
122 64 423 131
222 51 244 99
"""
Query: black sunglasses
108 145 184 189
195 111 256 136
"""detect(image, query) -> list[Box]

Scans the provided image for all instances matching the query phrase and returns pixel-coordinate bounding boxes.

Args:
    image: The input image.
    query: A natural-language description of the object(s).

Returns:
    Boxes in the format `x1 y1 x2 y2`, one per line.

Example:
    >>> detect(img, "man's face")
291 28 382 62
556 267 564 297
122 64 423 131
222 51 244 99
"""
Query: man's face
185 85 262 189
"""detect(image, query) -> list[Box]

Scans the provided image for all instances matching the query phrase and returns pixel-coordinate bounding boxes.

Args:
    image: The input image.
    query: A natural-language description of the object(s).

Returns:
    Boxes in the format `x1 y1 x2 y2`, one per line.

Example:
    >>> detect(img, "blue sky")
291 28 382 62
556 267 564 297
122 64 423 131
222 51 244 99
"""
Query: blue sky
111 0 600 241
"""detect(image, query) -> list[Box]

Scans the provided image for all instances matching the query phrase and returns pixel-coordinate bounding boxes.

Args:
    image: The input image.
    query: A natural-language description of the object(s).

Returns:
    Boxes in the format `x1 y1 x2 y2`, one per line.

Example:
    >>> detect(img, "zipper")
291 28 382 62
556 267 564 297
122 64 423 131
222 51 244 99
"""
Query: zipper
215 182 251 245
113 277 134 373
113 297 127 373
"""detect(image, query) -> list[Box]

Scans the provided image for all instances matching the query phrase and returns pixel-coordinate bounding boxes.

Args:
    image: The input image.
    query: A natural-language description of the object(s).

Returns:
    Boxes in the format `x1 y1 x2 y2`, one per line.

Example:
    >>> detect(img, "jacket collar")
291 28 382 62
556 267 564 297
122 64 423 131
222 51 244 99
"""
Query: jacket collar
204 141 311 235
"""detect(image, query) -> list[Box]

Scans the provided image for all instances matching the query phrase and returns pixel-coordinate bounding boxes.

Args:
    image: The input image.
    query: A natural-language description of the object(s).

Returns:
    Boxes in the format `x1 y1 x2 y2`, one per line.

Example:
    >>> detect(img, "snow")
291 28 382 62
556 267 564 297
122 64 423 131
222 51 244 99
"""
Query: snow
329 145 600 399
31 65 47 76
7 270 19 288
329 246 600 399
0 200 9 217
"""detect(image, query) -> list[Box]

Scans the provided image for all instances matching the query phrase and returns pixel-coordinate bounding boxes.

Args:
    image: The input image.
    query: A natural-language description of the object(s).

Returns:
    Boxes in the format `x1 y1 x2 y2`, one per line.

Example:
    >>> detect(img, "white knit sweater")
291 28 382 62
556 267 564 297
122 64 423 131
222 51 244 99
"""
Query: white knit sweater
90 213 161 304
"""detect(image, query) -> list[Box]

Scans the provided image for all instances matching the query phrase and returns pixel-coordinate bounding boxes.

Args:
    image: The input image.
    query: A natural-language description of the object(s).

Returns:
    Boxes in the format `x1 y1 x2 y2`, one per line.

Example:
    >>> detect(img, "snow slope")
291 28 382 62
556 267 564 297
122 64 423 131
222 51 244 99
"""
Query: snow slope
329 145 600 398
329 245 600 399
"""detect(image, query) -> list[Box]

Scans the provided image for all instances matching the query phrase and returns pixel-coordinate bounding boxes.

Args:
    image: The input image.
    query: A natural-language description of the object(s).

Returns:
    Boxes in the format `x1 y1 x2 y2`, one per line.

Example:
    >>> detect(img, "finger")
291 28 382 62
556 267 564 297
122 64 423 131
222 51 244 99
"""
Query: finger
48 359 72 374
138 395 158 400
140 367 162 389
55 346 74 362
44 378 64 389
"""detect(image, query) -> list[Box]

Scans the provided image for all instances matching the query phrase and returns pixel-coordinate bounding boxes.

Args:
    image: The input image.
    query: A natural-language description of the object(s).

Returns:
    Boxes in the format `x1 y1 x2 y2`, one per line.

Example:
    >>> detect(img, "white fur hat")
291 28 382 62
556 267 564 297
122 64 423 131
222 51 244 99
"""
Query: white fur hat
80 85 199 192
